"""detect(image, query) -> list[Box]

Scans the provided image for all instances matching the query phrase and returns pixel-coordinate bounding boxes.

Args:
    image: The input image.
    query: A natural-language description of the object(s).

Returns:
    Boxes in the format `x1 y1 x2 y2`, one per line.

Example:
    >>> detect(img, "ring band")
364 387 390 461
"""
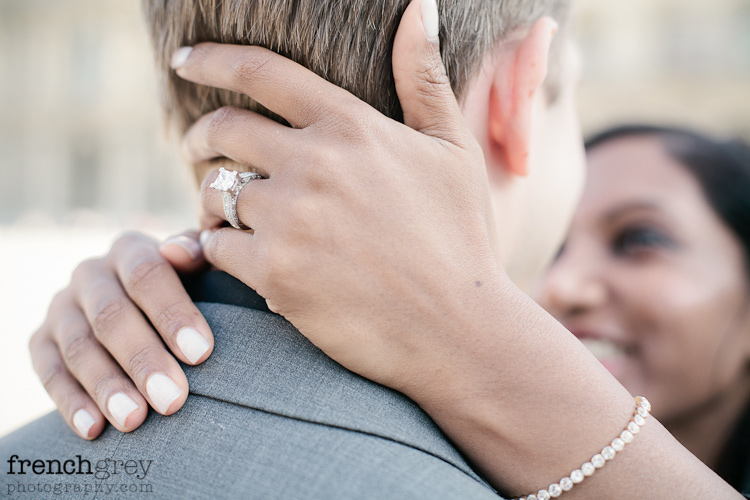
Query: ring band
209 167 264 230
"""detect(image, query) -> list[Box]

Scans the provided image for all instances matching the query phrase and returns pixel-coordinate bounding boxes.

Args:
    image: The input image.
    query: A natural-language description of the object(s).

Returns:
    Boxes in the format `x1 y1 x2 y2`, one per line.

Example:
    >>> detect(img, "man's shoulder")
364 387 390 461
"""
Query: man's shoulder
1 394 501 499
191 301 490 484
0 299 500 499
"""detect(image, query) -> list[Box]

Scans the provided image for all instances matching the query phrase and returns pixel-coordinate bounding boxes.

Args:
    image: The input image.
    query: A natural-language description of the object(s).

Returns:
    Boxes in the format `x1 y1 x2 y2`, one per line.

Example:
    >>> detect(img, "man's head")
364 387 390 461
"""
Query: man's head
143 0 584 289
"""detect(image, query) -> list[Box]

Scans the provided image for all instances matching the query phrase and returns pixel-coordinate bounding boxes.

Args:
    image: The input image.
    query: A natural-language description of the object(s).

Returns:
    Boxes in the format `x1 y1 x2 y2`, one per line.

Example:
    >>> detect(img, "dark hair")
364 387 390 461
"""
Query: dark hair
585 125 750 273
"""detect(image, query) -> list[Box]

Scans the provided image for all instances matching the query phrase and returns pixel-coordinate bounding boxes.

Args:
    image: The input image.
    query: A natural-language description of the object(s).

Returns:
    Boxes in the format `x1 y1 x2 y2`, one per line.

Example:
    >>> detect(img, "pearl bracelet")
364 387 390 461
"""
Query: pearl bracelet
513 396 651 500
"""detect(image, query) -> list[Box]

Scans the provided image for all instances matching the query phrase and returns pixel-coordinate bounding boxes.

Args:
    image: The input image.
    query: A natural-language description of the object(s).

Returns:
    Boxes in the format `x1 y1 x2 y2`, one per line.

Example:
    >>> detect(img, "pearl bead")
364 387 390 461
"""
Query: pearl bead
611 438 625 451
514 397 650 500
570 469 584 484
620 429 634 443
636 396 651 411
559 477 574 491
548 483 562 498
581 462 595 476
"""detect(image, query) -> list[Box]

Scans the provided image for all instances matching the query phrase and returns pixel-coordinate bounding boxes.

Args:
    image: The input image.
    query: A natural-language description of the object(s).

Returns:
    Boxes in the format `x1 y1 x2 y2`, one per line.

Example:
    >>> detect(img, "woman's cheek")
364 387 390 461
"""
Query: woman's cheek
630 267 746 420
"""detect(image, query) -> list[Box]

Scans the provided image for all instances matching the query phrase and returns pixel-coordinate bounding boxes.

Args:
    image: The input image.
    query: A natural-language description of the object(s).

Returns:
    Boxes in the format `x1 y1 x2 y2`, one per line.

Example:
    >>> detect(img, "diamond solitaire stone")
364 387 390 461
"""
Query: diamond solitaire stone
211 168 238 192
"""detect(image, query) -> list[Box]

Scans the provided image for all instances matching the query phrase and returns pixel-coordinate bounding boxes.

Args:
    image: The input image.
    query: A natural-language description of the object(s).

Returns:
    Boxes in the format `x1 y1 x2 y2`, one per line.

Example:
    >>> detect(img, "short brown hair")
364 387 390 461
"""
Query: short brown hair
143 0 570 135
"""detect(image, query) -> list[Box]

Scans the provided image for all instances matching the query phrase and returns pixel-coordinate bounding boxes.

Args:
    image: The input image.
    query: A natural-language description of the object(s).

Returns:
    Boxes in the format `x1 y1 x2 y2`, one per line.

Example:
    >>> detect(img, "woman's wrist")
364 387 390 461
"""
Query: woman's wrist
397 274 639 493
396 277 743 498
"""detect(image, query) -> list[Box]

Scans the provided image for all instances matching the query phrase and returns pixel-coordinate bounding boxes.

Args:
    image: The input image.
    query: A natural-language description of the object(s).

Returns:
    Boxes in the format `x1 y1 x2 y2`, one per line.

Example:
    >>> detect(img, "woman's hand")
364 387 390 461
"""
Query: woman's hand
176 0 501 395
174 3 745 499
29 231 212 439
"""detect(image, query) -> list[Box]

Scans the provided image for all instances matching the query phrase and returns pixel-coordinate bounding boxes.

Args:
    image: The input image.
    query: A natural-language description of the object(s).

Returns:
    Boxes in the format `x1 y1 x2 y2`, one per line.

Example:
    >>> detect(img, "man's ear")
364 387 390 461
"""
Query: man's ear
488 17 557 178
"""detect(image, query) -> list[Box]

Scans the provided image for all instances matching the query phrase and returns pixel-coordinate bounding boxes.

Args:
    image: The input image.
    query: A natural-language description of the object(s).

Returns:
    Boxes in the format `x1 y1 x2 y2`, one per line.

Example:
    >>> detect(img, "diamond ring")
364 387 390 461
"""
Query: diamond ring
209 167 264 230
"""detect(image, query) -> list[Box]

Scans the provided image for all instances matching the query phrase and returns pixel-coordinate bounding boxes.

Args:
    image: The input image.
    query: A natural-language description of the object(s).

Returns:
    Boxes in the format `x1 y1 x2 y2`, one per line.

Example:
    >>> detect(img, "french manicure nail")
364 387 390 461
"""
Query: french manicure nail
161 235 201 260
170 46 193 69
176 327 210 364
72 409 96 438
107 393 139 428
146 373 182 414
421 0 440 40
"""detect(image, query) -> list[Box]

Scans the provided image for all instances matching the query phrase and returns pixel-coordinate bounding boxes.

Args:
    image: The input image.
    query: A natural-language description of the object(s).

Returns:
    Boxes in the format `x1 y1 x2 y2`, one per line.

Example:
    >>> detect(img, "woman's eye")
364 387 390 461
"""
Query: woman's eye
612 227 673 256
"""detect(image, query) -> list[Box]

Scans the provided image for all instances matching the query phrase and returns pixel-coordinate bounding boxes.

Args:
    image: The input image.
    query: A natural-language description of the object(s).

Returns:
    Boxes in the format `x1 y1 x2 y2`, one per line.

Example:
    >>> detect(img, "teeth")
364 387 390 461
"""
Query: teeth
580 338 626 360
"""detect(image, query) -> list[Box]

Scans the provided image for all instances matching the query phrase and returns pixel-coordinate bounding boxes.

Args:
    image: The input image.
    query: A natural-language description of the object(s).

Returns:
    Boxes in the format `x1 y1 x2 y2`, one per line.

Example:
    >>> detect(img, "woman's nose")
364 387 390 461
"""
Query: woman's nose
537 248 608 319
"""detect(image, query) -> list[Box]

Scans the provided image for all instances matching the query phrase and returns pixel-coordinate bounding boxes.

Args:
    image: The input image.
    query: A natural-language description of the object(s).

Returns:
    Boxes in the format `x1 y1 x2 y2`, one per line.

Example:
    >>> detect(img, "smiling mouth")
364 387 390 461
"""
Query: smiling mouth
579 338 631 360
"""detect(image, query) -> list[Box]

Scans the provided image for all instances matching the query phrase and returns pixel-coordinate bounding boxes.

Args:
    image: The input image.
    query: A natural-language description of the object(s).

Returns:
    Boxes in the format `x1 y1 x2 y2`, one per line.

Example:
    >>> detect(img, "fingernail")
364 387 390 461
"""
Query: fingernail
107 393 139 428
161 235 201 260
72 409 96 438
146 373 182 414
421 0 440 41
176 327 210 364
170 46 193 69
199 230 213 248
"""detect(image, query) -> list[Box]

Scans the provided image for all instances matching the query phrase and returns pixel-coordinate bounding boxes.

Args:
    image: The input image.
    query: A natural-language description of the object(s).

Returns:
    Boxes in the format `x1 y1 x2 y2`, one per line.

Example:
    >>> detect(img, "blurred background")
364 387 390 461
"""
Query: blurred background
1 0 749 436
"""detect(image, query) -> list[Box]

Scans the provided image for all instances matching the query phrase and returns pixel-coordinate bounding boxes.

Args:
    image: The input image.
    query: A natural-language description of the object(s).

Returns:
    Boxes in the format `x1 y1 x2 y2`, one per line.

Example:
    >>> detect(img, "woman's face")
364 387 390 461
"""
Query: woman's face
536 135 750 421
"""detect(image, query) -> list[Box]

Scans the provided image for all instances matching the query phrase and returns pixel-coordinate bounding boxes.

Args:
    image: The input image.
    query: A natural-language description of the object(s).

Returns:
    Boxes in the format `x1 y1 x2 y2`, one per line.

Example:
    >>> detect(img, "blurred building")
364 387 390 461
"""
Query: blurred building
0 0 193 226
0 0 748 224
576 0 750 138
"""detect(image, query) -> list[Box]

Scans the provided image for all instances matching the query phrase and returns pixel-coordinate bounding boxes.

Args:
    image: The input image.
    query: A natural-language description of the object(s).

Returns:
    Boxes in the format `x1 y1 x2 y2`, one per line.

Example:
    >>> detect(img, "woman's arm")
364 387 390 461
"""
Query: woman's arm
172 2 743 498
403 275 737 499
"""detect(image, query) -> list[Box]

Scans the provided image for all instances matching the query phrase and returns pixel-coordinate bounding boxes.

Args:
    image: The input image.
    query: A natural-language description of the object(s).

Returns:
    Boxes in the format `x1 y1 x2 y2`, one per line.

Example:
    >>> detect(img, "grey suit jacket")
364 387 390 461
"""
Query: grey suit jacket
1 283 502 499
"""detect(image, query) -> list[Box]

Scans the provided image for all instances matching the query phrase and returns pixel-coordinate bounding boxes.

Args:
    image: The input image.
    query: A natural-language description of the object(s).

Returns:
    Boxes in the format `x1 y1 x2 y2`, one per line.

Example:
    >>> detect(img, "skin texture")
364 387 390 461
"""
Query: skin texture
27 1 744 498
29 231 212 437
537 135 750 471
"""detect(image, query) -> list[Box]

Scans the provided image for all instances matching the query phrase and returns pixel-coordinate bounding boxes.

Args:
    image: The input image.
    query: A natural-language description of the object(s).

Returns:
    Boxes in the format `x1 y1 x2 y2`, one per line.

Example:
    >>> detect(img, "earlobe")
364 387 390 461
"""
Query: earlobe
487 16 557 178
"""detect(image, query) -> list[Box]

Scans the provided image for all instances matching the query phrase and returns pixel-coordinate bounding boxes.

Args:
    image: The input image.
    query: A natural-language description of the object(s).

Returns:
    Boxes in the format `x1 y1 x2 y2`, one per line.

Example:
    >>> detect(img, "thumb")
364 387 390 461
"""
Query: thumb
392 0 464 143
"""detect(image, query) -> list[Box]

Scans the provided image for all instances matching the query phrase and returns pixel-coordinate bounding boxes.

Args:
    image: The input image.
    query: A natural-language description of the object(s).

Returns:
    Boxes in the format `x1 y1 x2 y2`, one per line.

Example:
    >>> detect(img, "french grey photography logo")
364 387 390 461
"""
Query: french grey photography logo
5 455 154 497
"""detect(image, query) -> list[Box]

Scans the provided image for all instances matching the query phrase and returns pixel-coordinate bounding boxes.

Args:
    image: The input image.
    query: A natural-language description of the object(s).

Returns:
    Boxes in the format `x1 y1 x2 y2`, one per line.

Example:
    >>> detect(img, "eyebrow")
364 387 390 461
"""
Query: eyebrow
602 201 664 224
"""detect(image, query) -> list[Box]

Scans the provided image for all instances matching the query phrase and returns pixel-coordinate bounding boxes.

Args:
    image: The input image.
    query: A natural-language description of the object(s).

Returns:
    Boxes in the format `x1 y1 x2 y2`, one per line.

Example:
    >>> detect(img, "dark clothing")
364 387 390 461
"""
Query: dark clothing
718 401 750 496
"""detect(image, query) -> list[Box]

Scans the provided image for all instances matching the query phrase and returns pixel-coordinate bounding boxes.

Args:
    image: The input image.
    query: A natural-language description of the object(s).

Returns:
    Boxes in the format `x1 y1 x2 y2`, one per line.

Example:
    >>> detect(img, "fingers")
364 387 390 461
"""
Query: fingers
72 258 190 418
392 0 466 144
109 233 214 366
199 169 272 232
181 106 294 169
200 228 261 291
172 43 360 128
159 230 206 274
37 294 149 434
29 322 109 439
